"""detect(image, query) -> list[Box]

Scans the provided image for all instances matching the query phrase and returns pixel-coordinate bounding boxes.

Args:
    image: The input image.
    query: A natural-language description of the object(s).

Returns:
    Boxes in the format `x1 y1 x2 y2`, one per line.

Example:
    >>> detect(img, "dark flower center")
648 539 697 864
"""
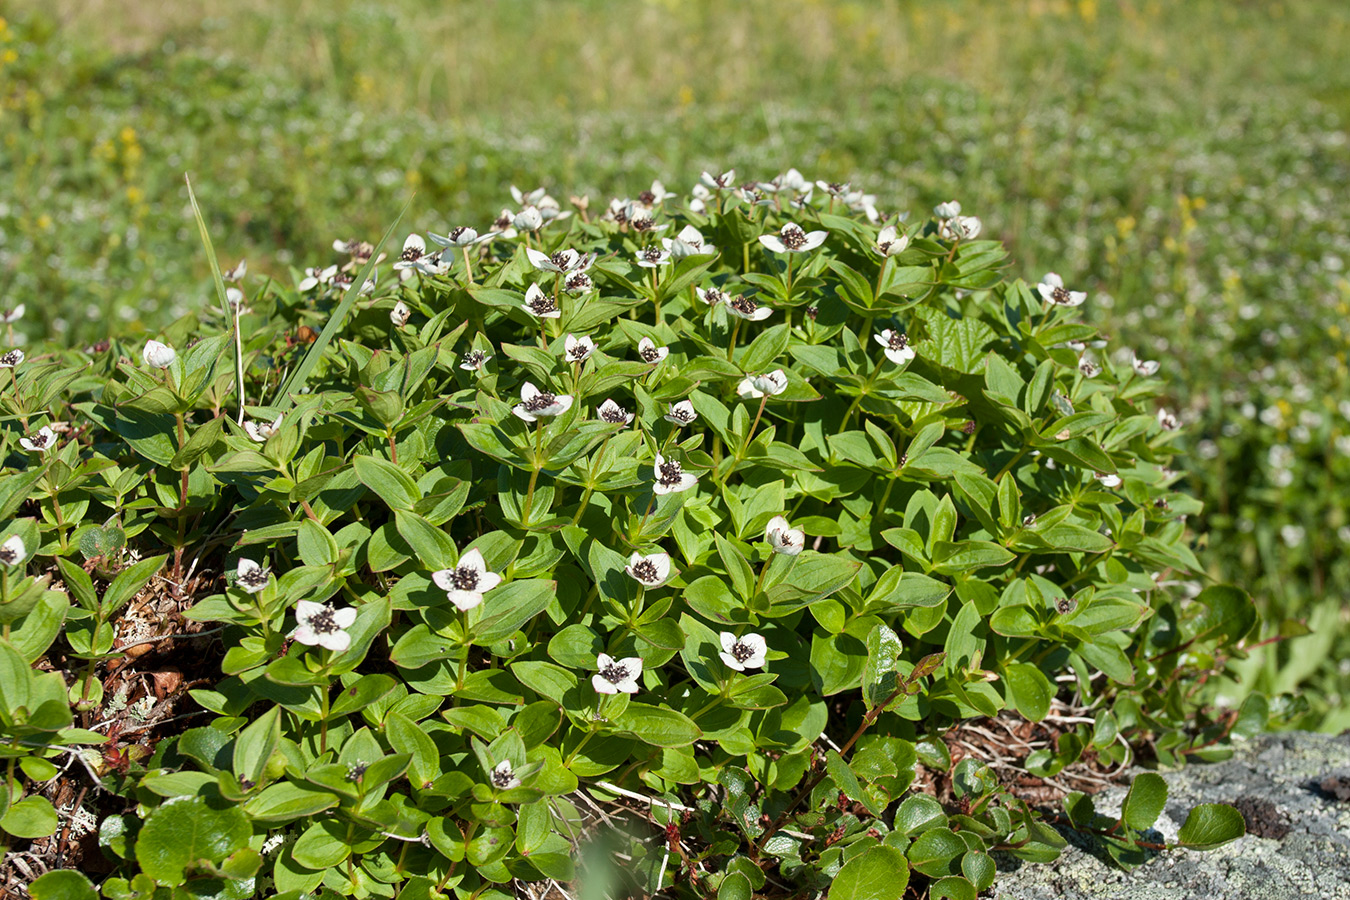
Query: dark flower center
599 663 630 684
462 350 487 368
1055 598 1075 615
346 762 368 782
447 565 479 591
450 226 469 241
641 246 664 262
729 296 759 316
523 392 557 413
631 559 659 582
640 345 662 363
494 213 512 229
307 606 339 635
1051 286 1071 304
600 403 630 424
568 343 590 361
239 567 269 588
780 226 806 250
491 764 516 788
550 251 573 270
731 642 754 663
28 432 50 448
527 294 559 315
638 190 656 204
669 407 694 424
657 460 685 486
2 351 23 366
0 547 18 565
565 272 592 292
703 288 726 305
400 245 423 262
773 530 797 549
1080 361 1100 377
887 332 909 351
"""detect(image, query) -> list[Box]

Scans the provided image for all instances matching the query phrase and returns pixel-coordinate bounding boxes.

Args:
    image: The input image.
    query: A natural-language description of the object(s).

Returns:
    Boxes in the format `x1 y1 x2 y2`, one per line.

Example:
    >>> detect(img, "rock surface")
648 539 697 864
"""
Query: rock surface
995 731 1350 900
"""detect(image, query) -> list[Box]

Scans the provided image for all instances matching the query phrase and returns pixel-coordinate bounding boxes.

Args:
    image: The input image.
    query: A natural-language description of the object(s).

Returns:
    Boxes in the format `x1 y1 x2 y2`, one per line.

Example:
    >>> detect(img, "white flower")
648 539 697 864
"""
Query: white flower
725 294 773 321
625 551 671 587
593 653 643 694
489 209 519 239
934 200 962 219
689 183 712 213
526 247 582 274
392 234 429 271
298 265 338 292
390 301 411 327
428 226 483 248
142 340 176 369
718 632 768 672
1037 273 1087 308
244 415 284 443
875 225 909 257
635 246 672 268
292 600 357 652
0 350 23 368
738 370 789 399
460 349 492 372
697 286 728 307
222 260 247 282
845 189 881 223
236 558 271 594
637 337 669 364
770 168 808 193
664 401 698 426
765 516 805 556
653 453 697 494
512 206 544 232
700 169 737 191
563 271 595 295
597 399 635 426
432 548 503 611
945 216 981 240
1078 357 1101 378
0 534 26 567
663 225 716 260
563 334 596 364
489 759 520 790
758 223 828 254
1094 472 1122 489
20 426 56 453
1 304 25 324
513 382 574 422
815 180 850 197
1132 353 1160 376
1157 408 1179 431
260 833 287 856
521 284 561 319
636 180 676 208
225 287 248 312
874 330 915 366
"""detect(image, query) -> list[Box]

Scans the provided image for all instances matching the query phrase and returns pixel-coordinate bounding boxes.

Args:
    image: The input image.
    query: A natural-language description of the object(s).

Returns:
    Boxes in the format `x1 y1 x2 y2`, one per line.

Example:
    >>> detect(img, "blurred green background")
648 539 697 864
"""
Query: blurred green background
2 0 1348 726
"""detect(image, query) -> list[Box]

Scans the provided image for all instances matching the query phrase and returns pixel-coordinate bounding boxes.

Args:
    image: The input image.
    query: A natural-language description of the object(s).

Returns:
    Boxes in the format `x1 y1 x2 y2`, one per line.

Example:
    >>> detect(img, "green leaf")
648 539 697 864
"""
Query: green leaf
739 323 791 373
100 554 169 614
1177 803 1246 849
1188 585 1257 646
28 870 98 900
1121 772 1168 831
825 750 881 816
1 796 59 839
471 578 555 644
244 782 339 825
907 826 966 878
615 703 701 748
717 871 753 900
894 794 947 835
830 845 909 900
353 455 419 511
862 623 903 710
930 876 978 900
1002 662 1054 722
134 795 251 886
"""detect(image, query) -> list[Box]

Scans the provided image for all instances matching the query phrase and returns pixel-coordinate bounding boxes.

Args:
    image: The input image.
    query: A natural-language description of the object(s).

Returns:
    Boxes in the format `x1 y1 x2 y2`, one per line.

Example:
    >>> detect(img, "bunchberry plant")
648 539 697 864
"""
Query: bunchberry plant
1 173 1264 899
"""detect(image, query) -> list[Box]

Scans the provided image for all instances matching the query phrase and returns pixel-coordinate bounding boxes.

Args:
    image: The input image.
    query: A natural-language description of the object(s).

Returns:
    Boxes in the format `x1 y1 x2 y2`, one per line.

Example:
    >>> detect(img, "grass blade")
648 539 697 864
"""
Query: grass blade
271 196 413 409
184 174 245 422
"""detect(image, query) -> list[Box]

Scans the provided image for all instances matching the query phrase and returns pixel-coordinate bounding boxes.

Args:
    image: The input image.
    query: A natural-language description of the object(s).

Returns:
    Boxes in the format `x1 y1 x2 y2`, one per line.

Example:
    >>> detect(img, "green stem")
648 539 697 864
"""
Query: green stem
456 610 471 690
726 317 743 361
319 678 331 755
520 422 545 525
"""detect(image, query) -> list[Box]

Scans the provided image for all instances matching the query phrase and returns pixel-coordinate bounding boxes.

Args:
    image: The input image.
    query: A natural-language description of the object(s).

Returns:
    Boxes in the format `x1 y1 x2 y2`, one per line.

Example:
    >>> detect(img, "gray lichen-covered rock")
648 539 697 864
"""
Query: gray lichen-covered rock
995 731 1350 900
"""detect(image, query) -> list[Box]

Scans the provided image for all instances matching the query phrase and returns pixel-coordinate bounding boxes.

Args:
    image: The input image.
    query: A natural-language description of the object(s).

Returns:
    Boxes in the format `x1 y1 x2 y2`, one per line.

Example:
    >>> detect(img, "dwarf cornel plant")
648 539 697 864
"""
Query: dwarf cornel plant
1 175 1265 899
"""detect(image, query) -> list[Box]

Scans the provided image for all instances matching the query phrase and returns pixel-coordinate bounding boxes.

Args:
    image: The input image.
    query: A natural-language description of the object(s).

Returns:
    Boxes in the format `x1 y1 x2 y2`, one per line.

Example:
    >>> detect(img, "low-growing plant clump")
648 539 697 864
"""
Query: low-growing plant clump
2 175 1270 898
